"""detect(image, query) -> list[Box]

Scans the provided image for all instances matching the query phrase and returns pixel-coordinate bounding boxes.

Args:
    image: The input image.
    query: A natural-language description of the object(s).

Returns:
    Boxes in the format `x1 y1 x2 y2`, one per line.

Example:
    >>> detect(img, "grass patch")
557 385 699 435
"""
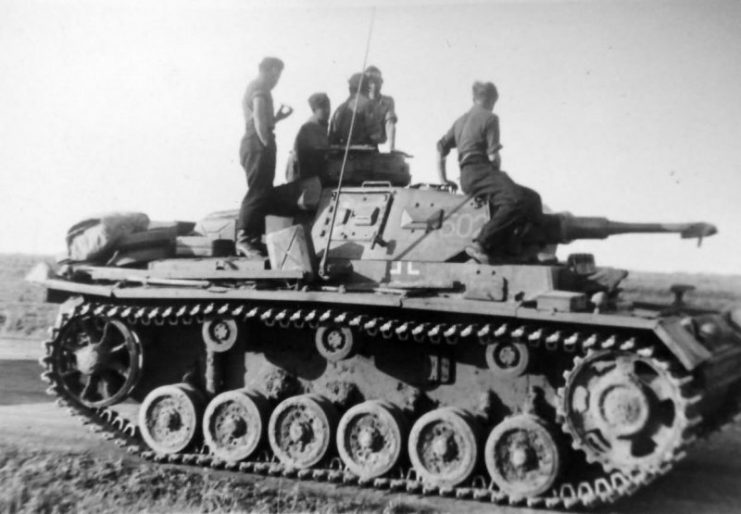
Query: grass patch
0 254 57 338
0 445 425 514
622 271 741 310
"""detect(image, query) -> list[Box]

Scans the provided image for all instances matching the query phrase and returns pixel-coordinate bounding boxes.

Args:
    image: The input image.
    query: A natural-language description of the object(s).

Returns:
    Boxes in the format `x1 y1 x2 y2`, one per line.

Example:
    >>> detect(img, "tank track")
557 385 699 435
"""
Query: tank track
39 298 741 510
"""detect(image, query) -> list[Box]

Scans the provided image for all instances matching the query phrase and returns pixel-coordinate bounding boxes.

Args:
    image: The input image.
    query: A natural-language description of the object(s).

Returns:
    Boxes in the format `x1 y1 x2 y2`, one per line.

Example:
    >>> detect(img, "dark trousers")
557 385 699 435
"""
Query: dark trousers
460 162 542 253
238 135 276 241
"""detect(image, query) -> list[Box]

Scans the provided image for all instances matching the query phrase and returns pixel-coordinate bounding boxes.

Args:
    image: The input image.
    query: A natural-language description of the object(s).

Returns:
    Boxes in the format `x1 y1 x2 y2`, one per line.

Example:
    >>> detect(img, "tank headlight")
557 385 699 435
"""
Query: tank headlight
687 314 723 344
699 321 721 343
726 307 741 333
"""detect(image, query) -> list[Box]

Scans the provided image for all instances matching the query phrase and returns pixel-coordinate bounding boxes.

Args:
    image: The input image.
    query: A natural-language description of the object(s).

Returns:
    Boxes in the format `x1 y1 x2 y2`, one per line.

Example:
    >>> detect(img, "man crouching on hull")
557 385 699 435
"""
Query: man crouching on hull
437 81 542 263
237 57 293 258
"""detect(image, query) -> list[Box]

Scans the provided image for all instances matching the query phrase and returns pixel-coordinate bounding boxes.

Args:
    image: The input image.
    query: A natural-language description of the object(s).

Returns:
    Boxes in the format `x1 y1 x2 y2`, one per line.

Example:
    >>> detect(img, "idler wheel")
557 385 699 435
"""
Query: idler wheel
315 325 356 362
203 389 268 462
52 316 142 408
485 341 529 378
202 317 238 353
408 407 480 488
485 414 561 498
337 400 407 479
560 350 689 472
268 394 338 468
139 383 205 454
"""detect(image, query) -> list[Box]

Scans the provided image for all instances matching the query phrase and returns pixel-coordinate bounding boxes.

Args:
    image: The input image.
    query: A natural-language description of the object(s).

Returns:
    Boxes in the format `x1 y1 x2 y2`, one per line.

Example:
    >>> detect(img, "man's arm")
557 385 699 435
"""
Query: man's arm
384 97 398 151
294 123 308 152
386 122 396 151
485 115 503 170
437 148 448 182
436 126 457 189
253 96 273 147
328 107 341 145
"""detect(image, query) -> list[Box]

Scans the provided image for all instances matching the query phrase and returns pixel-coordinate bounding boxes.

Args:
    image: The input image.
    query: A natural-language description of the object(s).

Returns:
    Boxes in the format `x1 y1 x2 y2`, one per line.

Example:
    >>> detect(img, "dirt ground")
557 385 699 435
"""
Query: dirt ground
2 338 741 514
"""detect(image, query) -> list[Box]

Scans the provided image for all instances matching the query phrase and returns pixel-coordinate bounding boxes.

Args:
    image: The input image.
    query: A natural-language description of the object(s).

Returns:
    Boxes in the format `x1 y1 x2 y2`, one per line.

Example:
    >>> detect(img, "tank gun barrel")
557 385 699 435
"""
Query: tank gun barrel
547 215 717 245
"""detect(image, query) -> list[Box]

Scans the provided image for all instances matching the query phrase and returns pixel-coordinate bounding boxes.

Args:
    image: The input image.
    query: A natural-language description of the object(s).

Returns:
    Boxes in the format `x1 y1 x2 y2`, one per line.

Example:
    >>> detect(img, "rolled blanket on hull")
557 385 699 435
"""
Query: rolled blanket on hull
66 212 150 262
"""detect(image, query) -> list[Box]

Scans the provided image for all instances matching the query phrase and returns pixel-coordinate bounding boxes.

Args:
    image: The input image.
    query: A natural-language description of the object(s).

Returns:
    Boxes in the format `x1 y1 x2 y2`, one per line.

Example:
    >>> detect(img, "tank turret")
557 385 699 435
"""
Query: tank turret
309 184 717 264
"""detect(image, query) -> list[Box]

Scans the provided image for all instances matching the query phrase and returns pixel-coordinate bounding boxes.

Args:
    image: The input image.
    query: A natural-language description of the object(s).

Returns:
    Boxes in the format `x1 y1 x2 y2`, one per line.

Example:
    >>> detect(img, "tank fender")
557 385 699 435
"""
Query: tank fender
654 317 712 370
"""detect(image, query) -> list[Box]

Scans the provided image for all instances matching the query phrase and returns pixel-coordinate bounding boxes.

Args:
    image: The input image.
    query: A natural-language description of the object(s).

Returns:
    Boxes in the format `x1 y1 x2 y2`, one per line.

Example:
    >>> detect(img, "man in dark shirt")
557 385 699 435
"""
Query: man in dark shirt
365 66 398 151
286 92 330 182
437 81 542 263
329 73 384 147
237 56 294 258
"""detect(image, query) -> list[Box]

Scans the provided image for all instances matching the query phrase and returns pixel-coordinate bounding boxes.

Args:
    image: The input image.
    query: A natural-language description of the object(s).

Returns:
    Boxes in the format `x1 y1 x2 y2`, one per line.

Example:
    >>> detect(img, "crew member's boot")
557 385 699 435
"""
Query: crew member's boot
464 241 491 264
235 230 267 259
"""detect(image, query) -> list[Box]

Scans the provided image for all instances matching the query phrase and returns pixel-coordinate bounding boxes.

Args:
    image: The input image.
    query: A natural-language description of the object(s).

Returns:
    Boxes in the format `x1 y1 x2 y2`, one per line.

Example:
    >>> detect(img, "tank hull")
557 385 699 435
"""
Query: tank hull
38 281 741 509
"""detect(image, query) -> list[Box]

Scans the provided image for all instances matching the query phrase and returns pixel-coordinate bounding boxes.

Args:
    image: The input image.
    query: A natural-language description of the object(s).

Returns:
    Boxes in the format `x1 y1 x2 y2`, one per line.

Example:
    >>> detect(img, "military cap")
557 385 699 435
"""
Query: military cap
365 65 383 78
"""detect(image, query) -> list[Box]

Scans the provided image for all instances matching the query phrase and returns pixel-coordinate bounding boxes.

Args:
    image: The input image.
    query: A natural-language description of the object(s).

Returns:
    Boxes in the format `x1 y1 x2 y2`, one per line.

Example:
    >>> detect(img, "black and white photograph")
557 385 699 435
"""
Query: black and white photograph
1 0 741 512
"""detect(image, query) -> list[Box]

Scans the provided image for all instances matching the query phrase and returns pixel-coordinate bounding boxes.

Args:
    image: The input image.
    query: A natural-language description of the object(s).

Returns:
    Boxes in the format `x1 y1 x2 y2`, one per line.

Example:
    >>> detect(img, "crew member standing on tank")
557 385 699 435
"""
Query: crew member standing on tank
237 56 293 258
286 92 331 182
365 66 398 151
329 73 384 147
437 81 542 263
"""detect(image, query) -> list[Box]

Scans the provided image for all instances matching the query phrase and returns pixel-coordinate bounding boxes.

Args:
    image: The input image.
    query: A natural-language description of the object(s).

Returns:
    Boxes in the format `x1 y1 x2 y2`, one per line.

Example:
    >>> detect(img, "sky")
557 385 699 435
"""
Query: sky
1 0 740 273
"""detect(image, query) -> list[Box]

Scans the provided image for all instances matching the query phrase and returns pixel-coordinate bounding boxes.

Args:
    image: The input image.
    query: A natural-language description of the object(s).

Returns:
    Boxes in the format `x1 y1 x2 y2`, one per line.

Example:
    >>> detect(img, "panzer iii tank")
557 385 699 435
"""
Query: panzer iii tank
29 149 741 509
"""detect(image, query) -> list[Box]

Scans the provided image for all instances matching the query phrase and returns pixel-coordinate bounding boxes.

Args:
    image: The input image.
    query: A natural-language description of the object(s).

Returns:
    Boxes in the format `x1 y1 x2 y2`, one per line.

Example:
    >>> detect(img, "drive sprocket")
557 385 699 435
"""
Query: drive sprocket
48 314 142 408
558 349 697 473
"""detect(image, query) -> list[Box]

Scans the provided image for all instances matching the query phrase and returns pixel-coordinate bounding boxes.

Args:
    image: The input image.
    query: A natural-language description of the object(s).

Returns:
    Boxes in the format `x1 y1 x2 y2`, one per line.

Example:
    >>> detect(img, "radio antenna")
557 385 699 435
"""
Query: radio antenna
319 8 376 278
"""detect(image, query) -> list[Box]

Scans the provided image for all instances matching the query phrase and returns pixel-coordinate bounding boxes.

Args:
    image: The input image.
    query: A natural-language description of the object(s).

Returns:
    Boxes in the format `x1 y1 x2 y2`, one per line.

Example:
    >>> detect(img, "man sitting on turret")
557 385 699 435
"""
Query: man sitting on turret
437 81 542 263
286 92 331 182
365 65 398 151
329 73 384 148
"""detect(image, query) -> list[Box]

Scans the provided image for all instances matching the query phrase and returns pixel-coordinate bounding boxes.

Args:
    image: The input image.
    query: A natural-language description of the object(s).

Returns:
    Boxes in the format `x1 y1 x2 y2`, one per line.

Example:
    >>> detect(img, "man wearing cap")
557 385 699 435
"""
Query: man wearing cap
237 56 294 258
437 81 542 263
365 65 398 151
286 92 331 182
329 73 384 147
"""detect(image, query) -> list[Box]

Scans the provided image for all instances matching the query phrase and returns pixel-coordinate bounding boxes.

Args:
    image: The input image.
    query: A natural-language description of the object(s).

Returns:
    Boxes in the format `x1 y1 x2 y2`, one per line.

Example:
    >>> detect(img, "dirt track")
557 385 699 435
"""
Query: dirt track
2 338 741 514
